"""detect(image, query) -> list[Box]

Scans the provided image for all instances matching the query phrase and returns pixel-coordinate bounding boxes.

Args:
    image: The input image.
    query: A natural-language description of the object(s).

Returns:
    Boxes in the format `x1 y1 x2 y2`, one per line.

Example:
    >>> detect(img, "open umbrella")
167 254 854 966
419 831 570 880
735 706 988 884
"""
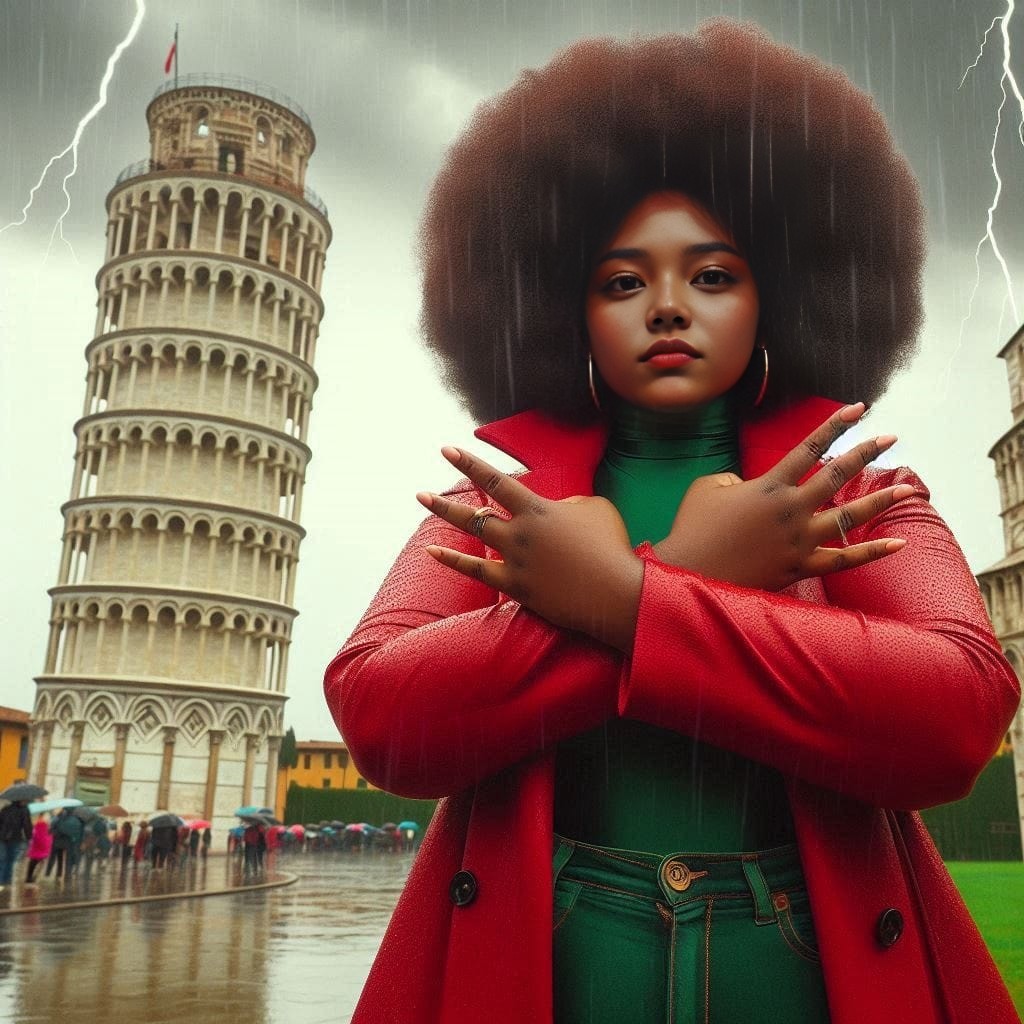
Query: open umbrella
287 824 305 836
150 813 185 829
186 819 212 830
234 805 273 817
0 783 47 802
397 821 420 832
71 805 100 821
98 803 130 817
27 797 83 815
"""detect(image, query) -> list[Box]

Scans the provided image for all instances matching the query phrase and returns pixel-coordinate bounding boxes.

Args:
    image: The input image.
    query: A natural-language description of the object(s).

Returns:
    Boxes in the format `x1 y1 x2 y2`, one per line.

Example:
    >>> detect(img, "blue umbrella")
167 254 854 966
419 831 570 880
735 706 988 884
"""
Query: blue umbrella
397 821 420 832
234 805 273 817
28 797 83 814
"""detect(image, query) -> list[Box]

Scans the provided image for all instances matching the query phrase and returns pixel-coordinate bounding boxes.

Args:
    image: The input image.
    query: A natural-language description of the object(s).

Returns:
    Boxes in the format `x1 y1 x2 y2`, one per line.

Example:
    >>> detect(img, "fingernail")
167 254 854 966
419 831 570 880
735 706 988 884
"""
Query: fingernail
839 402 866 421
893 485 916 500
884 539 906 552
875 434 897 449
416 492 434 508
441 446 461 464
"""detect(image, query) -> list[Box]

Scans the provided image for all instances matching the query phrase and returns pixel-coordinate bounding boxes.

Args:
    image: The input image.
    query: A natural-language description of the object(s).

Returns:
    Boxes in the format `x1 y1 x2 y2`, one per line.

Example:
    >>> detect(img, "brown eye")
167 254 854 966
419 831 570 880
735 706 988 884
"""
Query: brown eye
693 269 736 287
604 273 644 293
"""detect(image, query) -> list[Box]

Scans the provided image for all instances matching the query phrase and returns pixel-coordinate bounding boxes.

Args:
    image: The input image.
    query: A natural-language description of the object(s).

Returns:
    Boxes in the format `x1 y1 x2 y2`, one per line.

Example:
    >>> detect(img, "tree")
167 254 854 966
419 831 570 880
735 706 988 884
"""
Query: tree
279 726 298 769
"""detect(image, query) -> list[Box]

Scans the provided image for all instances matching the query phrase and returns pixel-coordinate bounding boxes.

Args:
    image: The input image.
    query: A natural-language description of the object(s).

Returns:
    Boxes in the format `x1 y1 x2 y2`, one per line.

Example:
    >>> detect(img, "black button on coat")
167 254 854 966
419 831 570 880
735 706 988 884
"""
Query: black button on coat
450 870 478 907
876 908 904 948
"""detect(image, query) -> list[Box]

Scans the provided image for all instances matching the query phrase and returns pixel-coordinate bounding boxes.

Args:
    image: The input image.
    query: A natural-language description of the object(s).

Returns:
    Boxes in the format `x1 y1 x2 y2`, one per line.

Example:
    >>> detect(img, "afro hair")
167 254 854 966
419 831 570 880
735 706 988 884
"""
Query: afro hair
418 19 925 424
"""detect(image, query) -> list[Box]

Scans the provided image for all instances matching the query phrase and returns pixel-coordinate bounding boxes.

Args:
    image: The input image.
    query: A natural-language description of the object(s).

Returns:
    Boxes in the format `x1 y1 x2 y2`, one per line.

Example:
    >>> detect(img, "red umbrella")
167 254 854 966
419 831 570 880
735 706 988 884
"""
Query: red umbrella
186 819 212 830
287 823 304 836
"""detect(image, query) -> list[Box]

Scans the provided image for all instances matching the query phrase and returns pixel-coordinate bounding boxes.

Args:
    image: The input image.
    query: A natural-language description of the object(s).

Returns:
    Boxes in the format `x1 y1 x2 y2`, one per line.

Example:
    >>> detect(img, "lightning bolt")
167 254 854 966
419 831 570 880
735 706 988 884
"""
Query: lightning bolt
953 0 1024 373
0 0 147 259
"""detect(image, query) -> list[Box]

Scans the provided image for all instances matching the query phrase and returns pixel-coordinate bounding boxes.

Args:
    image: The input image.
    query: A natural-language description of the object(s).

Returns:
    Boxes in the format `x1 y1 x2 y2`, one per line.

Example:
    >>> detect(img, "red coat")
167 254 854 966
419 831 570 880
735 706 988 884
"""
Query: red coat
325 396 1021 1024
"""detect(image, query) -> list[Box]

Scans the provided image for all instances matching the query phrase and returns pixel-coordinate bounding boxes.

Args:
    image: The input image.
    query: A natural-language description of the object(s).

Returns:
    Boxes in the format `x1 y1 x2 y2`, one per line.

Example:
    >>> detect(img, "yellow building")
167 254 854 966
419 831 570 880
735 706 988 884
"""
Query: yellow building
275 740 375 815
0 706 30 792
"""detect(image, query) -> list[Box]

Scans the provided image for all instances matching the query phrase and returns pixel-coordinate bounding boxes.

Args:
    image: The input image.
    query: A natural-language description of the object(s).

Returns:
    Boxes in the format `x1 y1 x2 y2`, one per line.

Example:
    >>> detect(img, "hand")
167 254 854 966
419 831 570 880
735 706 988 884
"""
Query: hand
416 447 644 651
653 402 915 591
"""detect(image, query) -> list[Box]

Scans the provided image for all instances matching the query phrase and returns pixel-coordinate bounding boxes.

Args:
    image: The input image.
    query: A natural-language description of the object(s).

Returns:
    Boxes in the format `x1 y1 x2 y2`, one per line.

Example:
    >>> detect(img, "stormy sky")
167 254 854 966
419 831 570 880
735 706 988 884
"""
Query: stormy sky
1 0 1022 743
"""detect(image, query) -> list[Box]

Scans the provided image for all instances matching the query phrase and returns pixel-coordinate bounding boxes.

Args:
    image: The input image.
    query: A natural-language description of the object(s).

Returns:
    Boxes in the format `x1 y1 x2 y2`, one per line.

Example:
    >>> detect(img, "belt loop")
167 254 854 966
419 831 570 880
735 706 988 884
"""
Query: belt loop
552 834 575 882
741 856 776 925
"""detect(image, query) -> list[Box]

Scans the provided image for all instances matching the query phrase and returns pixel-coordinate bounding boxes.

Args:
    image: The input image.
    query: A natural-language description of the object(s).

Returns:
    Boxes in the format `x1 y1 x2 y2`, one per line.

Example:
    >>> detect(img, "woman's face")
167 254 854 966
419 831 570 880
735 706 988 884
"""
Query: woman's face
585 191 760 411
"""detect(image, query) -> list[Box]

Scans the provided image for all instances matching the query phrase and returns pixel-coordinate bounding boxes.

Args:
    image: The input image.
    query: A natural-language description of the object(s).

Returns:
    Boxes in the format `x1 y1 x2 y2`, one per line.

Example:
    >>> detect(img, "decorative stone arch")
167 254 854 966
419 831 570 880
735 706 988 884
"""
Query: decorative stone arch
35 692 54 720
255 707 276 740
181 604 203 630
206 605 231 630
224 705 251 750
176 698 216 747
128 694 171 741
128 601 153 625
83 694 119 737
53 693 80 729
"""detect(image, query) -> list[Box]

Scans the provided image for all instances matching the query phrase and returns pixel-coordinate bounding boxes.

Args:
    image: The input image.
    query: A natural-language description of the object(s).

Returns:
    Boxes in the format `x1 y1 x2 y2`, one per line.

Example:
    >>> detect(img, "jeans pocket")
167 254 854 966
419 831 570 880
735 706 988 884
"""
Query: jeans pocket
553 877 584 932
773 891 820 964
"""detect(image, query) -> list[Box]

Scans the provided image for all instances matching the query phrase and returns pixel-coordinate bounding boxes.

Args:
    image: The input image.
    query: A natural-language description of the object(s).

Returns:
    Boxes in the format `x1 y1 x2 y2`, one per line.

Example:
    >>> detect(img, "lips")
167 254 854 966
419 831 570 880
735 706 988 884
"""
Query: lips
640 338 701 361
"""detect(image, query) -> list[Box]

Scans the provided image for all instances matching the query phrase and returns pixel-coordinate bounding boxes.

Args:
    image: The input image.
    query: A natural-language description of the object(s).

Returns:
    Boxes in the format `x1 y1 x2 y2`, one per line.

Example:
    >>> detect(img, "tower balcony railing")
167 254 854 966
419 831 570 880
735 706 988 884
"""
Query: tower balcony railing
151 73 311 126
113 157 328 218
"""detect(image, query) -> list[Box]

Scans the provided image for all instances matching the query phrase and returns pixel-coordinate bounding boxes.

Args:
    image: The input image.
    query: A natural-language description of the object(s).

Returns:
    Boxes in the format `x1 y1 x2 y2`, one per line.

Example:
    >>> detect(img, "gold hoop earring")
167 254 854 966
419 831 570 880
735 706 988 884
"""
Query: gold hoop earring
588 353 602 412
753 345 768 407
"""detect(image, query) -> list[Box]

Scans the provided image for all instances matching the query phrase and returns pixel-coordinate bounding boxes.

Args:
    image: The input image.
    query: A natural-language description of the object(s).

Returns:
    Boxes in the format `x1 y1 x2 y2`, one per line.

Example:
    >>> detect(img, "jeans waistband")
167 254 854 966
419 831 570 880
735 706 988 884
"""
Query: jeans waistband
553 833 807 920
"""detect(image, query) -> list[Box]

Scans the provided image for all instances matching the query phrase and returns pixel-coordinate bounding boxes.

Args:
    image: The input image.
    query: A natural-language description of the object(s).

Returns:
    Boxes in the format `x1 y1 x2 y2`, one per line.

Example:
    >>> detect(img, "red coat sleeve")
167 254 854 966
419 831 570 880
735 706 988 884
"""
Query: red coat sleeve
323 482 620 798
619 466 1021 810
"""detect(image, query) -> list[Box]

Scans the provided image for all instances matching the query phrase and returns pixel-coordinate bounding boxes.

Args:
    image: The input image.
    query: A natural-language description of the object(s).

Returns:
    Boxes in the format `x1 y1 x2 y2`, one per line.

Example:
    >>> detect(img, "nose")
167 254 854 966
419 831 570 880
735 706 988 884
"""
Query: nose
647 278 689 331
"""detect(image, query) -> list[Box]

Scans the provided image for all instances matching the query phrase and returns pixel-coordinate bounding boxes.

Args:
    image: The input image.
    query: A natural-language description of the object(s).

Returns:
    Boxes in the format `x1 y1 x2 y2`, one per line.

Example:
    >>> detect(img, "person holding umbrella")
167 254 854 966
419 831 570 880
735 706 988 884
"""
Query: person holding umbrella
116 819 133 865
46 807 83 880
24 812 52 887
0 799 33 890
133 821 149 866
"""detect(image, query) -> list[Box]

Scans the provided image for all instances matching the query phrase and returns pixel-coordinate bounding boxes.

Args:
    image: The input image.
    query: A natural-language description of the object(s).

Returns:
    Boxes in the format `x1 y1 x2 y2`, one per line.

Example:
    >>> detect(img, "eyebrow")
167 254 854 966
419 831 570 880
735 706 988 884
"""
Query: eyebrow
594 241 744 265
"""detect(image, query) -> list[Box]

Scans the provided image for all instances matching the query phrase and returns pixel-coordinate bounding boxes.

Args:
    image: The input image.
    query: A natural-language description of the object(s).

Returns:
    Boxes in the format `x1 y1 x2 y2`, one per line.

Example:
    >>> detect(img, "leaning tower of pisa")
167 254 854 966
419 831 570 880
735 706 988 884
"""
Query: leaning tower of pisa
28 75 330 832
977 321 1024 859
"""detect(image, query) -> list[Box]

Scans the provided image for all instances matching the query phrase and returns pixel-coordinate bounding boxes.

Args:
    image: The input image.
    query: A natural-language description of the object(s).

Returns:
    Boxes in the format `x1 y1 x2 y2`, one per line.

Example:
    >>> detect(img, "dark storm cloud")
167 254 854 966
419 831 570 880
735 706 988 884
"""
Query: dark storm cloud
3 0 1022 256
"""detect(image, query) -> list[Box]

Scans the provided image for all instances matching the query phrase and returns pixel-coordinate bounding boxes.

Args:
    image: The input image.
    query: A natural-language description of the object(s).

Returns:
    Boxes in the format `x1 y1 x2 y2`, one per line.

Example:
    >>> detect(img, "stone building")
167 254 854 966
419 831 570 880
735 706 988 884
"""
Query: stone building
976 322 1024 858
28 74 330 835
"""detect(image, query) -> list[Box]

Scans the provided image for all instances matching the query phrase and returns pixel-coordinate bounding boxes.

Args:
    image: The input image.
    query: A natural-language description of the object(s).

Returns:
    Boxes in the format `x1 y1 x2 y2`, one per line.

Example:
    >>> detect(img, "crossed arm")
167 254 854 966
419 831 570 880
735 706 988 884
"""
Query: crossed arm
324 408 1019 808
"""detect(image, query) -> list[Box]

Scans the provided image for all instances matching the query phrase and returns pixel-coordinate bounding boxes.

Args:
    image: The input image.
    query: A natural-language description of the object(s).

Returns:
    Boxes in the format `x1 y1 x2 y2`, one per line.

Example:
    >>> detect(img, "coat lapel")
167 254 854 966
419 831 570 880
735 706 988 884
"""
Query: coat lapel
474 396 845 487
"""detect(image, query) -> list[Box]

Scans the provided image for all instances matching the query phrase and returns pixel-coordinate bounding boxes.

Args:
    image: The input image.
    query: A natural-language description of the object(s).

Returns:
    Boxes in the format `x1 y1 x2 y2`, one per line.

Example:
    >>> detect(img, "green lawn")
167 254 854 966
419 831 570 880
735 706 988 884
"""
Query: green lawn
947 861 1024 1015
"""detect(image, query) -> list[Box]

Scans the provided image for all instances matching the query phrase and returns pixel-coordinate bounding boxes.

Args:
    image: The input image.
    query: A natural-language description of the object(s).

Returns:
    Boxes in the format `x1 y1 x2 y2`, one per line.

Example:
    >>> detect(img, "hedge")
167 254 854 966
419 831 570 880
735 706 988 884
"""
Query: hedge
284 782 437 828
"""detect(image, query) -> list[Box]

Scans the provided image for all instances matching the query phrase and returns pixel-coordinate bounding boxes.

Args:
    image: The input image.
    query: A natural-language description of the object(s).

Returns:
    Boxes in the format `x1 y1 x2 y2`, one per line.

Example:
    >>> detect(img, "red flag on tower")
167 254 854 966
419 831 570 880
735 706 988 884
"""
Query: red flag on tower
164 31 177 74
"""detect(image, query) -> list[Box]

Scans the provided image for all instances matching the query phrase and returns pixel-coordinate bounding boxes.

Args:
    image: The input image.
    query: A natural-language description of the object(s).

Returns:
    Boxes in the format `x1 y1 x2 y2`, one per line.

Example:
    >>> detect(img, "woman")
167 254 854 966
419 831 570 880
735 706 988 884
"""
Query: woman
324 21 1020 1024
132 821 149 865
24 814 51 886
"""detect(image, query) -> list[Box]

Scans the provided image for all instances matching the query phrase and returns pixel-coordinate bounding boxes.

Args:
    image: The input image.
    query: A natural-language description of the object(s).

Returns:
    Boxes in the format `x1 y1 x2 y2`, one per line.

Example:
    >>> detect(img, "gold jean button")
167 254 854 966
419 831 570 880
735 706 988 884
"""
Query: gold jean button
662 859 709 892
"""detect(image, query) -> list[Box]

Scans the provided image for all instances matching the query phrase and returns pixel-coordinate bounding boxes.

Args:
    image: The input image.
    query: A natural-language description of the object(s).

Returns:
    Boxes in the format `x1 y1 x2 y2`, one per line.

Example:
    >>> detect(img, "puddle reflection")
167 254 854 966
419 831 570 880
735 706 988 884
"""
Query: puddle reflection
0 854 410 1024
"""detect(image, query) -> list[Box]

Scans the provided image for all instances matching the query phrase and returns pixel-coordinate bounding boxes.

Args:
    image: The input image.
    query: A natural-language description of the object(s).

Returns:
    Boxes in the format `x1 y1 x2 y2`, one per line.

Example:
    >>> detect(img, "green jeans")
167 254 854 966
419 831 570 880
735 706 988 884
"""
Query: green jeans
552 835 831 1023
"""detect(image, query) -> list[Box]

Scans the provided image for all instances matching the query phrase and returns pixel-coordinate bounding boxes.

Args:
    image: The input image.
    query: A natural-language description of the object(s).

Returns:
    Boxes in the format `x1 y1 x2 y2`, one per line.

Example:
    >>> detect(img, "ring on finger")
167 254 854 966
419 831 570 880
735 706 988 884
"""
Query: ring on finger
836 515 850 547
469 506 500 538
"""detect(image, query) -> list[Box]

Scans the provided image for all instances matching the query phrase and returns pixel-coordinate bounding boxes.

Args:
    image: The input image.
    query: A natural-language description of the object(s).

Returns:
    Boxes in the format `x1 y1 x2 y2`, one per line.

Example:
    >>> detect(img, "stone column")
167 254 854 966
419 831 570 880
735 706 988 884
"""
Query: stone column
111 722 130 803
264 734 281 812
204 730 225 820
156 726 177 809
242 733 259 807
64 720 87 797
35 720 55 787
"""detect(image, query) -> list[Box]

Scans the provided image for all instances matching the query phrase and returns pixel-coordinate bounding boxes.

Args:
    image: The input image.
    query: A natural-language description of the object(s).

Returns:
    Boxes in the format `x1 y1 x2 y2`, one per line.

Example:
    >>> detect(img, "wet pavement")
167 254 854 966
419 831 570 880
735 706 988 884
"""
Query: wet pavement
0 851 410 1023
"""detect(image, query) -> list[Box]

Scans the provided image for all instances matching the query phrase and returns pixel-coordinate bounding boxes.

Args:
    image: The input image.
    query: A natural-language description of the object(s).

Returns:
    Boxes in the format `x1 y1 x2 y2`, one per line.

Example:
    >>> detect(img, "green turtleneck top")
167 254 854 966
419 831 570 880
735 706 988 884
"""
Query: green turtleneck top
553 395 795 853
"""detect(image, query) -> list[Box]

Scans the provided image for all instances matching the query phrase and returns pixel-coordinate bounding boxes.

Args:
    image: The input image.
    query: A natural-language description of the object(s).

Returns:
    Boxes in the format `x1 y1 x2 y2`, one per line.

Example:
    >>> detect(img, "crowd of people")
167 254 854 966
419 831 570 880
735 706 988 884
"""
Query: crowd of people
0 799 214 889
1 799 423 892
